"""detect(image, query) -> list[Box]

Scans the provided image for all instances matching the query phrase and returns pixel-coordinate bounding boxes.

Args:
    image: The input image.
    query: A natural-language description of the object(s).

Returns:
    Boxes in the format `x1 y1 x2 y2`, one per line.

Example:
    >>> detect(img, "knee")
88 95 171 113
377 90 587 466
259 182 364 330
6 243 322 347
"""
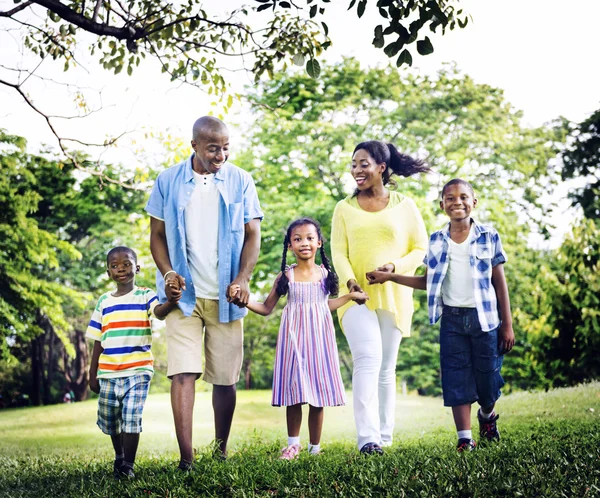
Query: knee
172 373 197 386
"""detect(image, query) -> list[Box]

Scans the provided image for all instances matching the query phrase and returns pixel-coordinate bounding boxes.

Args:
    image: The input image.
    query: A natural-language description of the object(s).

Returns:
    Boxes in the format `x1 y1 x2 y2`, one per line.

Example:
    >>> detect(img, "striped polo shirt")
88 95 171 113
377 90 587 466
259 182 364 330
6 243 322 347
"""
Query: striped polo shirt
86 286 158 379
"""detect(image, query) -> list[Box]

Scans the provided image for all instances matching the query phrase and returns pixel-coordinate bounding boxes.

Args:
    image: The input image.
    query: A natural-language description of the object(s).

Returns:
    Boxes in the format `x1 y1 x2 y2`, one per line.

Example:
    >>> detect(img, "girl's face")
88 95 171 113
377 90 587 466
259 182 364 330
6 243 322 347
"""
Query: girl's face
440 183 477 222
351 149 386 191
107 251 139 287
288 224 322 261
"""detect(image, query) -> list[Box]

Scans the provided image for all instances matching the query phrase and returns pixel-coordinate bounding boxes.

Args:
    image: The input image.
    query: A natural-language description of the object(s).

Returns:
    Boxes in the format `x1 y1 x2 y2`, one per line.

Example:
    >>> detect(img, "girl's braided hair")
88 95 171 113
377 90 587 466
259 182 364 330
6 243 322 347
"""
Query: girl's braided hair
276 218 339 297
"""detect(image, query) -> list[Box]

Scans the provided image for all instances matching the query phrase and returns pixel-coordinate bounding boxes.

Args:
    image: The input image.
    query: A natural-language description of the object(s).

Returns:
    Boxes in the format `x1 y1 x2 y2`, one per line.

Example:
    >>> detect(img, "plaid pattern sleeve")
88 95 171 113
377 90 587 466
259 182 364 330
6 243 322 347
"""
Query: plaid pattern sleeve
425 221 507 332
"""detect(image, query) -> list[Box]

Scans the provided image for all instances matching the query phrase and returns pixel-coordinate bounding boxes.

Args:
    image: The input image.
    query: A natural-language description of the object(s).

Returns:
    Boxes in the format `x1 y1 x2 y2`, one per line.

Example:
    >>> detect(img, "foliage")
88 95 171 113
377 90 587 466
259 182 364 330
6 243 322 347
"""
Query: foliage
0 383 599 497
0 130 154 404
0 131 83 363
2 0 468 95
523 220 600 387
561 109 600 219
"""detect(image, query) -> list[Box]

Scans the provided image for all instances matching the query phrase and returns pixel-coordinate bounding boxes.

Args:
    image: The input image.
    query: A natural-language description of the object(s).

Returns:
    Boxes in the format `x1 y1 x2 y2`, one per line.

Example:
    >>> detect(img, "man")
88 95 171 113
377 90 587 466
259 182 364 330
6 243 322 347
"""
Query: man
146 116 262 469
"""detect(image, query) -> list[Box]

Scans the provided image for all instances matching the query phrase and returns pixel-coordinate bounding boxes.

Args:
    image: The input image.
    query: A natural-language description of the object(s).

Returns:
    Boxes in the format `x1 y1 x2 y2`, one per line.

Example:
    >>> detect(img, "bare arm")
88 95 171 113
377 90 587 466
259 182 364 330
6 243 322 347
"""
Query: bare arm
491 263 515 353
229 218 261 307
153 301 178 320
149 216 186 298
328 290 369 311
366 268 427 290
88 341 103 394
242 274 282 316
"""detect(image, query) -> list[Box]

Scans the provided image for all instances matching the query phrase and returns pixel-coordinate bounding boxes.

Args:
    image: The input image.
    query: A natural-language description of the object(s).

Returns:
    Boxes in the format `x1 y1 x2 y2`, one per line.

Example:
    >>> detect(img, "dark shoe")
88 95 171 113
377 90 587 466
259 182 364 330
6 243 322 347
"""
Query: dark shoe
456 438 476 452
113 458 124 479
177 459 194 472
478 411 500 442
360 442 384 455
115 463 135 479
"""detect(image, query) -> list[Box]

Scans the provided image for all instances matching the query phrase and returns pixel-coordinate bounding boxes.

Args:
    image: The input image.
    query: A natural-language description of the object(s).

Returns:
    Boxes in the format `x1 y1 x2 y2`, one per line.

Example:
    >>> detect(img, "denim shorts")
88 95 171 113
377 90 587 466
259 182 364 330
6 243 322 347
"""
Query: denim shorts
439 306 504 407
97 374 151 435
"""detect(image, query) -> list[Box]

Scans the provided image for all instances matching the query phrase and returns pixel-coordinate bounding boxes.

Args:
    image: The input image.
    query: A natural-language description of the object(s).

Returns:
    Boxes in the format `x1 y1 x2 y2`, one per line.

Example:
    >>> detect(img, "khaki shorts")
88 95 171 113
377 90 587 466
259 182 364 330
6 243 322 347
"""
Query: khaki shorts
165 298 243 385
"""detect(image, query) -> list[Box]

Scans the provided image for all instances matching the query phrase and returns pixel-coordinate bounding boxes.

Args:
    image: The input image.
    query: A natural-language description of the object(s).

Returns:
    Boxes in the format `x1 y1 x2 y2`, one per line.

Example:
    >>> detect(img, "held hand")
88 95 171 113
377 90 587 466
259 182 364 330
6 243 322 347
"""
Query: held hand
366 270 392 285
348 290 369 302
366 263 394 285
89 376 100 394
165 273 185 302
498 323 515 354
228 278 250 307
347 281 368 305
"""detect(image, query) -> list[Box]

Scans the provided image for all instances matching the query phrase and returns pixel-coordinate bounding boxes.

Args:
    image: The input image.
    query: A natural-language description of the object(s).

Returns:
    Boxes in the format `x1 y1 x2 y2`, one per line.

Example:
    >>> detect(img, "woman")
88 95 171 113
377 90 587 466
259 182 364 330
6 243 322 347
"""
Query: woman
331 140 429 454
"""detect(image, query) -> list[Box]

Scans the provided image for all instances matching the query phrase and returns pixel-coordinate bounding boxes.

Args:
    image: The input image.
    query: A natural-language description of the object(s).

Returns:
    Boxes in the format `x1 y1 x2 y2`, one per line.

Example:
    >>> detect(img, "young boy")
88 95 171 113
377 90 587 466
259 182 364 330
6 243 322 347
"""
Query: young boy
366 179 515 451
87 246 178 478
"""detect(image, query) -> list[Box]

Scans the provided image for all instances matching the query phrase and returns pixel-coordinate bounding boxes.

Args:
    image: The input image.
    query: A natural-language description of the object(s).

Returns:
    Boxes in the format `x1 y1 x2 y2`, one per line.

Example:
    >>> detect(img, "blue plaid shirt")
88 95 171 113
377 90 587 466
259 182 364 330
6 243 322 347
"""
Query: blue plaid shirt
424 220 507 331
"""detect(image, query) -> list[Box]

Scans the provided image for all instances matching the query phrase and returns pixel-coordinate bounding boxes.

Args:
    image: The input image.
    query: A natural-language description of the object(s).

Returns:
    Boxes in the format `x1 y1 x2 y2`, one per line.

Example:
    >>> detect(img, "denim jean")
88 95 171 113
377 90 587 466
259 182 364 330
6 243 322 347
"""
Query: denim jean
439 306 504 407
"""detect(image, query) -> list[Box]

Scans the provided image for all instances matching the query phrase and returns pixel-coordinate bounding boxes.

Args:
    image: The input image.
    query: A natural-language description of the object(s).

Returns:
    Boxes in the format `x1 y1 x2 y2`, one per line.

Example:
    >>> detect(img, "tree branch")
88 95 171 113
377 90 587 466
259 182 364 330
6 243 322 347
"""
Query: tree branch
0 1 33 17
0 77 142 190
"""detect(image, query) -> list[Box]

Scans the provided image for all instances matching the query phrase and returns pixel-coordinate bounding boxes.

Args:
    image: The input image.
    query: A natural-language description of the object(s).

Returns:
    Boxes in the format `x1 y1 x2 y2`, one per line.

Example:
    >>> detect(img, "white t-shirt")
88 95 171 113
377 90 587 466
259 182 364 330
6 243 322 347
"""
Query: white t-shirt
441 225 476 308
184 171 219 299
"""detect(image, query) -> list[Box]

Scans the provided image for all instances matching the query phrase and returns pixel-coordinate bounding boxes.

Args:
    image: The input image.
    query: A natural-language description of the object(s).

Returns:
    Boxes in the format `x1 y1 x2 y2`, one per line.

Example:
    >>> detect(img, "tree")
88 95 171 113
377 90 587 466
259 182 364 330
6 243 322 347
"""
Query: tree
521 220 600 387
0 129 150 404
1 0 468 176
561 109 600 220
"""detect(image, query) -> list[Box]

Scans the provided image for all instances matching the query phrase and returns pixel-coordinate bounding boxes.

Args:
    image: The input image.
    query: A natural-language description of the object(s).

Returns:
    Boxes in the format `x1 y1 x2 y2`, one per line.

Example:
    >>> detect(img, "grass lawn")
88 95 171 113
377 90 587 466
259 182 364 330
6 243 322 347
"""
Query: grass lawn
0 382 599 497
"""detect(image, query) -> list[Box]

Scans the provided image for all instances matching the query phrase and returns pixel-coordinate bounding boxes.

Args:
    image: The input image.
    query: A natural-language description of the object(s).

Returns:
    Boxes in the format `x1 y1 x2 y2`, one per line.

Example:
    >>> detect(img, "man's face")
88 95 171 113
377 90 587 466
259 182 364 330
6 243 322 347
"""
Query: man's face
191 128 230 174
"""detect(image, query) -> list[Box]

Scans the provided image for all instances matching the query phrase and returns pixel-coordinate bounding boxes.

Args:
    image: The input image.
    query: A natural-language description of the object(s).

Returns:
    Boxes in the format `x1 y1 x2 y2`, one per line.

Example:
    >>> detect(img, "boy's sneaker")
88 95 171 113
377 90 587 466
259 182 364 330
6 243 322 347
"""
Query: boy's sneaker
456 438 476 452
359 442 384 455
279 444 301 460
478 411 501 442
114 462 135 479
113 459 124 479
177 459 194 472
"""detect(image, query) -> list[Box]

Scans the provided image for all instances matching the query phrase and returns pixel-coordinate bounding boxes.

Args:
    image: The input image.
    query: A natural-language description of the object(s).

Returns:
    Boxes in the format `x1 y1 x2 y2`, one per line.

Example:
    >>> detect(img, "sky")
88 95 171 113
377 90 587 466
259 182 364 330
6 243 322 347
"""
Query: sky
1 0 599 244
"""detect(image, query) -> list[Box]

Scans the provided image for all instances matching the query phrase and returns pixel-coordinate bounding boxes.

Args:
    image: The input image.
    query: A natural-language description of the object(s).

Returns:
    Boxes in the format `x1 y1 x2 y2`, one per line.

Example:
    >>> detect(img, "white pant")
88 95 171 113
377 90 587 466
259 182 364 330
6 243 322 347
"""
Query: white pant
342 305 402 449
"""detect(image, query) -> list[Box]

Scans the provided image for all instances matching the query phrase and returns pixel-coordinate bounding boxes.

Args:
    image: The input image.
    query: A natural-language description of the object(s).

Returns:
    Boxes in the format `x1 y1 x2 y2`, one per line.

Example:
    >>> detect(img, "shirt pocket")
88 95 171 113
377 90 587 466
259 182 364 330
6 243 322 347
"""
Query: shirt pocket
229 202 244 232
475 245 492 273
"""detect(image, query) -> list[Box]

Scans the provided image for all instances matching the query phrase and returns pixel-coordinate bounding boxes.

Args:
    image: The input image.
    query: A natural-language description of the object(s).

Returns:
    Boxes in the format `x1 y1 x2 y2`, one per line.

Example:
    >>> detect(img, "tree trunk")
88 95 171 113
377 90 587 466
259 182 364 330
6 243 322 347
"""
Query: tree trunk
30 336 43 406
244 358 252 390
63 328 89 401
36 309 55 405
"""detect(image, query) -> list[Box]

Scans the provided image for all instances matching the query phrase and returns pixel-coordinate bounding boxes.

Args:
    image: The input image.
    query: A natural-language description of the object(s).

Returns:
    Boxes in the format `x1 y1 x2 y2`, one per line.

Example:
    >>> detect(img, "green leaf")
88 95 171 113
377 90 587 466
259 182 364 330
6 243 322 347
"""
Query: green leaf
357 0 366 18
416 36 434 55
383 41 401 58
257 3 272 12
396 49 412 66
306 58 321 79
292 53 305 66
310 4 317 17
322 22 329 37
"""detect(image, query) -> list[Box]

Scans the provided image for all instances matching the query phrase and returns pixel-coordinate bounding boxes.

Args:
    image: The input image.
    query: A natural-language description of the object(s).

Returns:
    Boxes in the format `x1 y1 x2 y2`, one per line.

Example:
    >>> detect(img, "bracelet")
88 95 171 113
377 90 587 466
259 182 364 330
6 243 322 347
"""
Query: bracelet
163 270 176 280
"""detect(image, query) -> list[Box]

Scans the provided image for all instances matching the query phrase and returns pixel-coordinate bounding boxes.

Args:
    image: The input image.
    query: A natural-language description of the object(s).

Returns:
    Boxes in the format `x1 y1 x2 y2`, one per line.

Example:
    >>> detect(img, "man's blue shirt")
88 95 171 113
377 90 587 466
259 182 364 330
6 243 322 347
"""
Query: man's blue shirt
145 155 263 322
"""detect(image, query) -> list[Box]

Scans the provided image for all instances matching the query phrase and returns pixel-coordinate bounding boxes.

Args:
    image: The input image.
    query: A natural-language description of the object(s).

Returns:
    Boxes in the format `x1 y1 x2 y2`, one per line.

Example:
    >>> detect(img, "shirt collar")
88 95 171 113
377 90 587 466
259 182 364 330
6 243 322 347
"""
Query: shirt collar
440 218 487 239
186 153 228 183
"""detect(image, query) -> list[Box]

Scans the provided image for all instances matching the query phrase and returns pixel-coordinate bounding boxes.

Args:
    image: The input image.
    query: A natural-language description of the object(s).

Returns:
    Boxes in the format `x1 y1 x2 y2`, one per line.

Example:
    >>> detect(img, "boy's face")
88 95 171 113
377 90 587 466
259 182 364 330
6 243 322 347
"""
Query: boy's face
440 183 477 222
106 251 139 286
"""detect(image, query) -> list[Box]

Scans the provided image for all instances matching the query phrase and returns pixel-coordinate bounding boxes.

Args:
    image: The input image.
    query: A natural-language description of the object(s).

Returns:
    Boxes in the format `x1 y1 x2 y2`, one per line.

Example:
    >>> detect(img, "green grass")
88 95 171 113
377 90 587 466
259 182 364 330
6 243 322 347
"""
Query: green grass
1 383 599 497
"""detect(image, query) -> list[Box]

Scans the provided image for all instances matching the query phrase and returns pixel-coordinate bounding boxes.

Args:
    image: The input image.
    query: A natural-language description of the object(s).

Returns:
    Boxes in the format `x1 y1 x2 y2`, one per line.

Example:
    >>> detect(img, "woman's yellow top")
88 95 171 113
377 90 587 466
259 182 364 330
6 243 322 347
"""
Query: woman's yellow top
331 191 428 336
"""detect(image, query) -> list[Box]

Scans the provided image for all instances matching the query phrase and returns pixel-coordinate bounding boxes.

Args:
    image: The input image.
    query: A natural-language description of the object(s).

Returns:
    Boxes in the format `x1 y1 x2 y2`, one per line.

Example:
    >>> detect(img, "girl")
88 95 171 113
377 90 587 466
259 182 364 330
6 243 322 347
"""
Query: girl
236 218 368 460
331 140 429 454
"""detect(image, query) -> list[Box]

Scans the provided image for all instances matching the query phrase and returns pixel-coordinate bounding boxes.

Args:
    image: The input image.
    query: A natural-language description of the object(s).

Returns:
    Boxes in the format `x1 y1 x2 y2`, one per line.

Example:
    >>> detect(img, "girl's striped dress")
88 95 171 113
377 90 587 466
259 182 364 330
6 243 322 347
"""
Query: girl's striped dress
272 265 346 407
